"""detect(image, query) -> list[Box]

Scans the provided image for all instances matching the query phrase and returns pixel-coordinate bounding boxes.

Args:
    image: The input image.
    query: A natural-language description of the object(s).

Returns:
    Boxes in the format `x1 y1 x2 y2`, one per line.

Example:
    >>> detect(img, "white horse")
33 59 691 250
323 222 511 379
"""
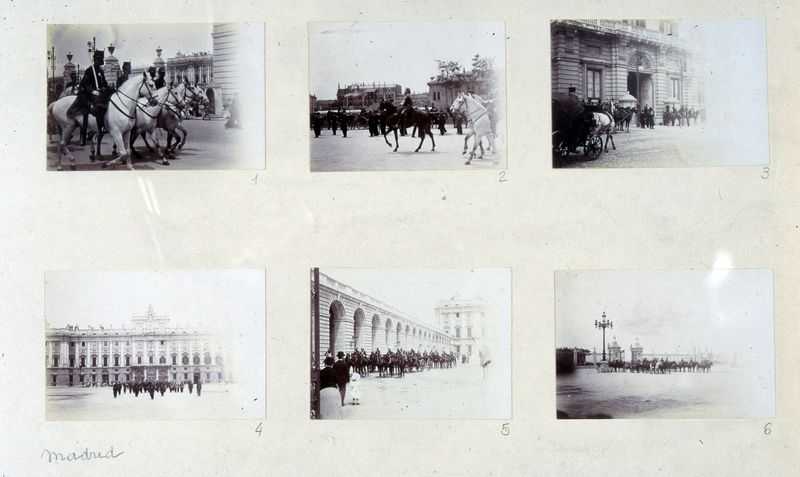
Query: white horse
132 83 209 159
47 72 157 170
590 111 616 152
450 92 497 165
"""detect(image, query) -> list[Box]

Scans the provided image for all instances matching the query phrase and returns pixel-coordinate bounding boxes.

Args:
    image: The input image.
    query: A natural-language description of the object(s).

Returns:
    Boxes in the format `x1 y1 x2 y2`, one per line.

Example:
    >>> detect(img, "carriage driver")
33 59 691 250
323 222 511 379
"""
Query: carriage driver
66 49 109 146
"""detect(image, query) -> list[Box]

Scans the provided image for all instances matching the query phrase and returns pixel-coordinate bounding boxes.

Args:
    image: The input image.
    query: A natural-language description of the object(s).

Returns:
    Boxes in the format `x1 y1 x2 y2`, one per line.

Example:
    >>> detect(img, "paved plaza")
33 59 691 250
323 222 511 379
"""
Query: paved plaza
47 118 263 170
557 121 765 168
46 383 263 421
556 365 773 419
310 128 505 172
335 360 510 419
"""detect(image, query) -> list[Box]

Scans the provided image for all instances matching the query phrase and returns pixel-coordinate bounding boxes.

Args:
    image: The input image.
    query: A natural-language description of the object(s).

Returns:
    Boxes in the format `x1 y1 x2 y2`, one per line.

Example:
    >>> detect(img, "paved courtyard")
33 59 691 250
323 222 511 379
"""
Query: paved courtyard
556 121 768 168
332 360 510 419
46 118 264 170
45 383 263 420
557 365 773 419
310 128 505 172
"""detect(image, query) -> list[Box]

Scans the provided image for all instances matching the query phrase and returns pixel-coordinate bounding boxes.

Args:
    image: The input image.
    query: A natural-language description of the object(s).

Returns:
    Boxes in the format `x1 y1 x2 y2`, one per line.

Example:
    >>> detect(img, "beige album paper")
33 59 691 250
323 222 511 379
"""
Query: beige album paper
0 0 798 476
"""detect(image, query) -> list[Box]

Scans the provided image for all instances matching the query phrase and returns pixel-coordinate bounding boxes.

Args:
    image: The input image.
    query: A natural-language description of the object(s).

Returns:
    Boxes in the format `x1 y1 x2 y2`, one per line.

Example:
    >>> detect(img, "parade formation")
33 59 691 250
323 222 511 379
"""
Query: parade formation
46 24 263 171
309 22 506 171
110 379 205 399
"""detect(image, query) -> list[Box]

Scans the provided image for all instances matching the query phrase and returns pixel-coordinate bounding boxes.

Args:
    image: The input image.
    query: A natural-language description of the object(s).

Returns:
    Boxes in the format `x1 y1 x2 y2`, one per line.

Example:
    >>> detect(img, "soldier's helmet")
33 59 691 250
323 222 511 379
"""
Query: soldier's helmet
158 67 165 75
122 61 131 72
93 49 105 63
147 66 157 78
404 88 411 94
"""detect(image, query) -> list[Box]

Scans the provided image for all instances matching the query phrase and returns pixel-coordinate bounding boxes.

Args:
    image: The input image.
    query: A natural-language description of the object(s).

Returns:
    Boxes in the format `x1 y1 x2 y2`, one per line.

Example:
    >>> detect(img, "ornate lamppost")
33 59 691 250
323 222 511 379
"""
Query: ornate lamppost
594 311 613 361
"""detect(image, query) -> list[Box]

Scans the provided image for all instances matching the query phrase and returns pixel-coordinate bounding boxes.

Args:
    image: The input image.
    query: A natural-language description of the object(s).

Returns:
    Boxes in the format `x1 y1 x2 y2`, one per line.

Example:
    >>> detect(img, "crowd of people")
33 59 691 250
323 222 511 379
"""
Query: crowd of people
316 347 460 419
111 380 204 400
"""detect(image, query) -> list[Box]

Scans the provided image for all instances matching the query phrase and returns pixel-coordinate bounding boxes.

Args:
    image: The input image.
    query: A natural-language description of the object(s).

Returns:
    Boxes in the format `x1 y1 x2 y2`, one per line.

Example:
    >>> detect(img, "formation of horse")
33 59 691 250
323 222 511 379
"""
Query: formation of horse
48 77 208 170
344 348 458 379
605 358 714 374
374 92 498 164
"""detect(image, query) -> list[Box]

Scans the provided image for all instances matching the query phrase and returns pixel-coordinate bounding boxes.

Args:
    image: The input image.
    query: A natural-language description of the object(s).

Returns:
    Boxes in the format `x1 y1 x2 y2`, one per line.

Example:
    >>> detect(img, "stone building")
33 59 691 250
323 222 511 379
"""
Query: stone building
427 76 493 111
45 305 231 387
312 272 452 365
335 83 403 110
435 294 486 358
551 19 705 119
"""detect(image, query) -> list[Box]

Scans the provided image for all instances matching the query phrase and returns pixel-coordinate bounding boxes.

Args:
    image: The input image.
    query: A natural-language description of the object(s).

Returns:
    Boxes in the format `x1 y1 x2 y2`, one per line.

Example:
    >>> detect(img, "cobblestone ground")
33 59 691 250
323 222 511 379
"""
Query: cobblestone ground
45 383 263 420
336 360 511 419
46 118 263 170
557 121 767 168
556 365 773 419
310 128 505 172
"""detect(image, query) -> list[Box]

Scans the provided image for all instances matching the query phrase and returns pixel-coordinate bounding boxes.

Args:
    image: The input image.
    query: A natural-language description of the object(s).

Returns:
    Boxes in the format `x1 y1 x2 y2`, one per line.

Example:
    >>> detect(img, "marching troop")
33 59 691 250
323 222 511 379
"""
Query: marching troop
110 380 205 399
604 358 714 374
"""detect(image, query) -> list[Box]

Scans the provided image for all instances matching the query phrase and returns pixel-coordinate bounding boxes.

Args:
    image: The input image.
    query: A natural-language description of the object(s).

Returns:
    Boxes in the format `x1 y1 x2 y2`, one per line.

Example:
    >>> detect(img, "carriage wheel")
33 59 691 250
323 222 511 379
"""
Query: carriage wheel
585 135 603 160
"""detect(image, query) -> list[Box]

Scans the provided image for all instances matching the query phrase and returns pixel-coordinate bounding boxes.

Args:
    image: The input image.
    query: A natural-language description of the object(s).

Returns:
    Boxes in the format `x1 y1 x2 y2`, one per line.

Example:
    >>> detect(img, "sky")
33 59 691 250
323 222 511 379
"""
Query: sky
45 269 265 332
555 269 773 366
686 20 768 124
309 22 506 100
47 24 213 72
320 268 511 328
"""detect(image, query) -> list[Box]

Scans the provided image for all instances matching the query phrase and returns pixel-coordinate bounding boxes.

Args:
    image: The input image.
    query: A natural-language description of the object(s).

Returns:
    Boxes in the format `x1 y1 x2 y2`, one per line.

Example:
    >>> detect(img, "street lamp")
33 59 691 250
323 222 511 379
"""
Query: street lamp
594 311 613 361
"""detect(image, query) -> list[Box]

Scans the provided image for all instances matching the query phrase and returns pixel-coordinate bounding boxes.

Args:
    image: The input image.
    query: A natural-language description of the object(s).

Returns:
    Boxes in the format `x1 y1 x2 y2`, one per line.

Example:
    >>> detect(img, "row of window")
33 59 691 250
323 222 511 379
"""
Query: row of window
49 339 214 348
51 354 223 367
583 68 683 102
53 372 224 384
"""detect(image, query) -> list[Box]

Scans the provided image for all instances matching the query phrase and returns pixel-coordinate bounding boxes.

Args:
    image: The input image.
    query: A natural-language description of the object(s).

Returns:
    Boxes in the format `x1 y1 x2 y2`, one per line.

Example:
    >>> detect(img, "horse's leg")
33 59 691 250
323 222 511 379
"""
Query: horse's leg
383 125 394 148
130 129 143 158
102 129 126 168
393 128 398 152
147 131 168 166
58 123 78 171
609 131 616 150
176 124 187 149
414 125 425 153
428 129 435 152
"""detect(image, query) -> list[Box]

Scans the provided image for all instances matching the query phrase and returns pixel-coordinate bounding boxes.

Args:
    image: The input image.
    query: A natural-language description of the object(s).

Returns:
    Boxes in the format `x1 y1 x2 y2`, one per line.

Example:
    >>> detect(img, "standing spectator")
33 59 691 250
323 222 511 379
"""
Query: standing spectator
349 371 361 405
333 351 350 406
319 357 341 419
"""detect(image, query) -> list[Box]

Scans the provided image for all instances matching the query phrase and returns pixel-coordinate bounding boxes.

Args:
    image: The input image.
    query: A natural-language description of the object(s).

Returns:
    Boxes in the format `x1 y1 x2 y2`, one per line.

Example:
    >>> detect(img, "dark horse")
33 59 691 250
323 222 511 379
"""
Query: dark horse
379 100 435 153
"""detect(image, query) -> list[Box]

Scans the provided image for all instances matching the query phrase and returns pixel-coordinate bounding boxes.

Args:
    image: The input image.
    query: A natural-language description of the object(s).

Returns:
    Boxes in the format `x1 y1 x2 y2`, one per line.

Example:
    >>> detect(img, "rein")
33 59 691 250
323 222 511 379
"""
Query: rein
457 95 488 124
110 78 155 120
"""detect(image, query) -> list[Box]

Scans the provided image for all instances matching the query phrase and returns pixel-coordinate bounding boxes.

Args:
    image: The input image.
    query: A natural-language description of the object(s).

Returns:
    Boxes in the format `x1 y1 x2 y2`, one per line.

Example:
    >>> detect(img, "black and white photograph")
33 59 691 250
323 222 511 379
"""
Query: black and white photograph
310 268 511 419
44 269 265 421
309 22 506 171
555 269 775 419
46 23 265 171
551 19 768 168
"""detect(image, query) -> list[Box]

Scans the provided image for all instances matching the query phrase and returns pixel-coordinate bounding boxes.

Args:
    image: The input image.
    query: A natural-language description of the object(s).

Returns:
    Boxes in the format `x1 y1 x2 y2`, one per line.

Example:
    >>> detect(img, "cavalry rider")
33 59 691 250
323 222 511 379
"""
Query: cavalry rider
64 71 79 96
116 61 131 88
399 87 413 136
155 67 167 89
67 49 109 146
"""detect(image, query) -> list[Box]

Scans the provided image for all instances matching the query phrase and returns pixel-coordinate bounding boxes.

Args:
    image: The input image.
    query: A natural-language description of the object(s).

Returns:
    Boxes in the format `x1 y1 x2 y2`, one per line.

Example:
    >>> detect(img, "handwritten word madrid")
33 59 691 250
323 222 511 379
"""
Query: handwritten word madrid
41 446 124 463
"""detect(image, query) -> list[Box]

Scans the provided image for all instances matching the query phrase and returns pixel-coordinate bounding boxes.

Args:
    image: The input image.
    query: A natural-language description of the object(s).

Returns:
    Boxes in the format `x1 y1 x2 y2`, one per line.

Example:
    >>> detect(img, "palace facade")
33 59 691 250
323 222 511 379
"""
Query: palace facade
551 19 706 118
45 305 231 387
435 294 487 358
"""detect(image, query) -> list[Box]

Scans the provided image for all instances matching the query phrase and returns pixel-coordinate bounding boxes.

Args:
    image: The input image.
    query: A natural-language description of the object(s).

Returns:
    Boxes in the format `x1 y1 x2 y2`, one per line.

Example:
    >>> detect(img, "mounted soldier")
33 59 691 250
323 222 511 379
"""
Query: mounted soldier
155 67 167 89
116 61 131 88
66 49 110 146
399 87 413 136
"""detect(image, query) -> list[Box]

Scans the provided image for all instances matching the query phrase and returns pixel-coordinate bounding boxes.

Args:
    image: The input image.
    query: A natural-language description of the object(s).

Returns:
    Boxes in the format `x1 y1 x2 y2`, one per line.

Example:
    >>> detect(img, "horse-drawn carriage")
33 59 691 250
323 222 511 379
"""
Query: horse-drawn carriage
552 93 607 165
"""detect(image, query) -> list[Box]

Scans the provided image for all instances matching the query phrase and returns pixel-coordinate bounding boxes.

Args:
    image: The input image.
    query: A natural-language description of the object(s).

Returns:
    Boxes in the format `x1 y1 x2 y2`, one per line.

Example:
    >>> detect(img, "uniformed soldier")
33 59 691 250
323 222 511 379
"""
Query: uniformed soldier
399 87 413 136
155 67 167 89
64 71 79 96
116 61 131 88
312 111 323 137
338 108 348 138
66 49 109 146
